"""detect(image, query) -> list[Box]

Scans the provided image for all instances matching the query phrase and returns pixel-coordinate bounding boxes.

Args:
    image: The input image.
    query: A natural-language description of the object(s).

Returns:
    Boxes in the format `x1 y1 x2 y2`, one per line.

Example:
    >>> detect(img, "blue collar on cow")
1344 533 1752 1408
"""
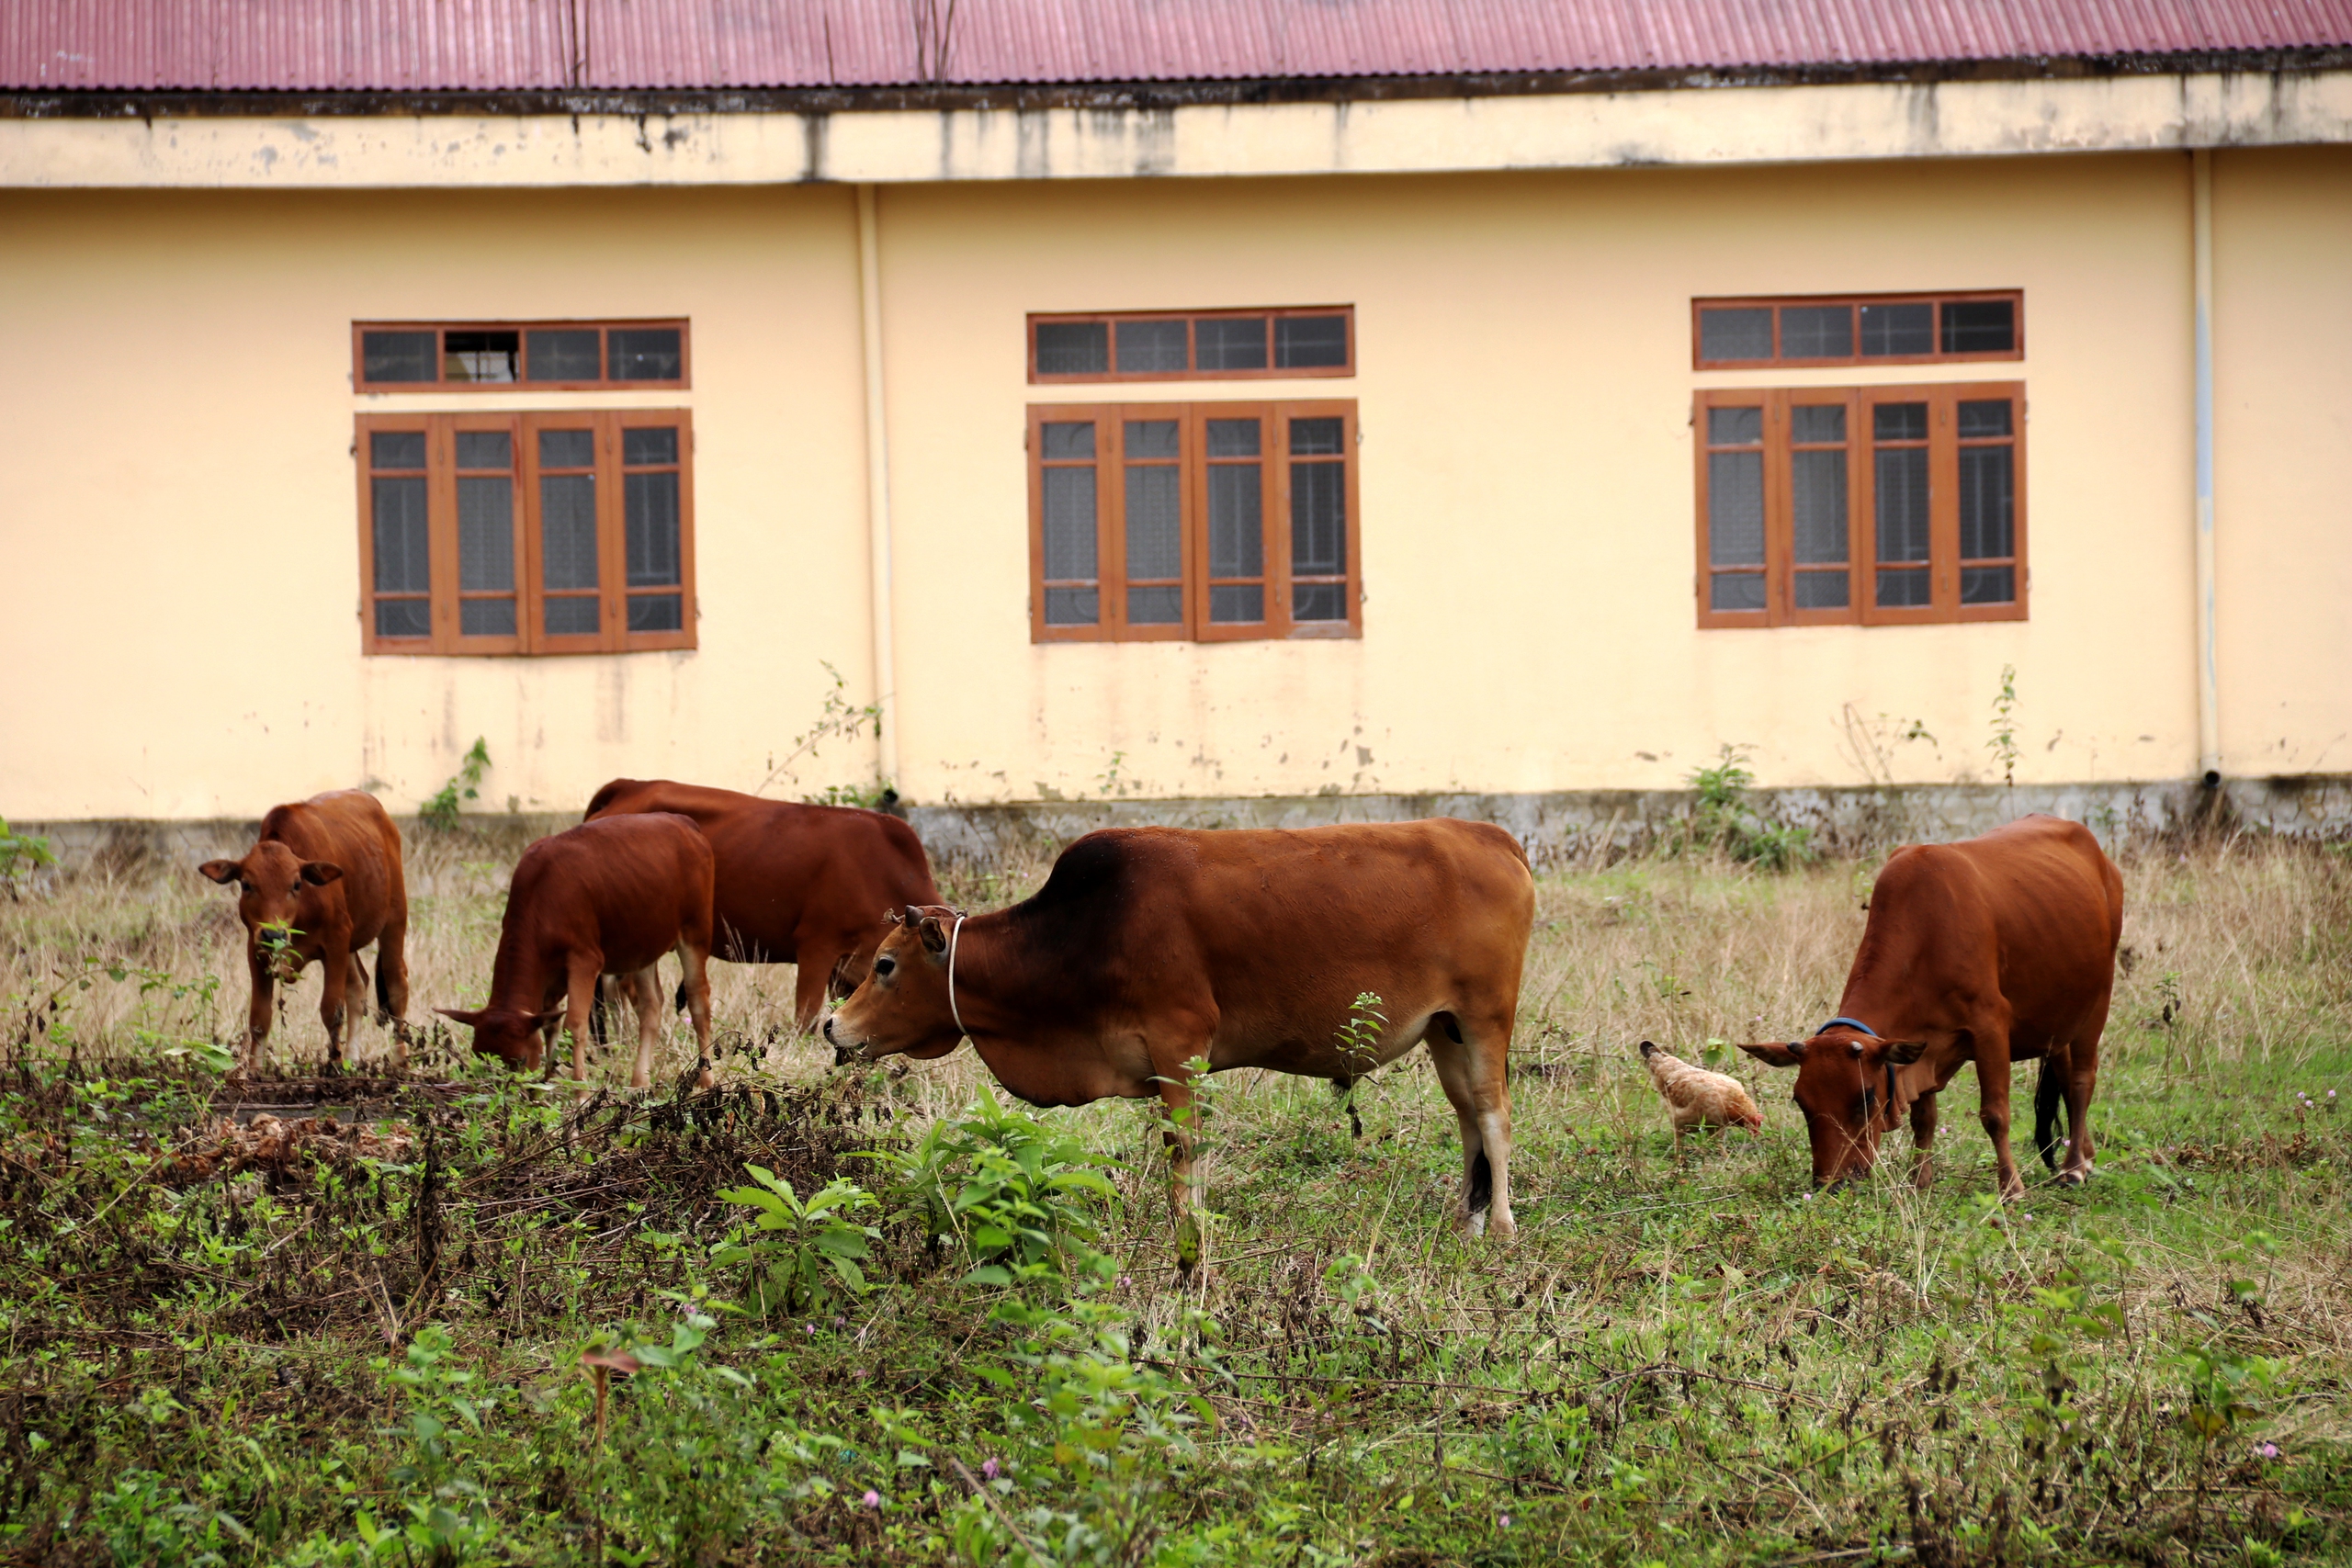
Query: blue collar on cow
1812 1015 1906 1125
1815 1015 1877 1037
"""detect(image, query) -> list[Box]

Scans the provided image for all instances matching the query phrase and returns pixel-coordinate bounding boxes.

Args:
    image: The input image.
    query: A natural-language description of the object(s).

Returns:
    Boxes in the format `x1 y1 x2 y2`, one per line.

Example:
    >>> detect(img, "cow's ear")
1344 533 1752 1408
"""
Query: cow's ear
300 861 345 886
1739 1041 1806 1068
198 860 241 886
1883 1039 1928 1066
916 914 949 954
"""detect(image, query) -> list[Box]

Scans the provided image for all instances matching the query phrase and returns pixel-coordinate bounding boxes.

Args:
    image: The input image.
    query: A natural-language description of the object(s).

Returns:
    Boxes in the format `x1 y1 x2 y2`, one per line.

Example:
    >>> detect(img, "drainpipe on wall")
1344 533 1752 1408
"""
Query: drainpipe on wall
856 184 900 789
2190 148 2222 791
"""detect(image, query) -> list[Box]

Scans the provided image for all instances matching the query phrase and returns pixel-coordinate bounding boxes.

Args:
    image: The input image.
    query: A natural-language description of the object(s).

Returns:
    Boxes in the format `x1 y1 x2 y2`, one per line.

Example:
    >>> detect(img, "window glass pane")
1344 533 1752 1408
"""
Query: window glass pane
1872 401 1928 442
1124 466 1182 581
1780 305 1853 358
1294 582 1348 622
1961 565 2016 604
374 599 432 638
539 428 595 468
608 328 684 381
1041 422 1095 460
370 430 427 469
1274 315 1349 368
370 477 430 594
1195 318 1269 371
461 599 516 637
1706 451 1764 567
1123 419 1178 459
1860 302 1934 356
1707 406 1762 446
1041 468 1098 581
545 597 600 636
1035 321 1109 376
541 474 599 591
444 330 519 383
1710 573 1766 612
1290 417 1344 456
455 430 511 470
1793 571 1850 609
1959 446 2014 561
626 472 682 587
1791 450 1848 565
1206 419 1261 457
1114 320 1187 374
1958 400 2013 439
1941 299 2016 355
1874 447 1930 564
457 477 514 592
624 426 679 466
1044 586 1099 626
526 329 603 382
628 593 685 632
1291 462 1346 577
1127 585 1183 625
1790 405 1846 444
1698 308 1772 362
1876 568 1932 607
1210 583 1265 623
1207 467 1263 578
362 331 437 384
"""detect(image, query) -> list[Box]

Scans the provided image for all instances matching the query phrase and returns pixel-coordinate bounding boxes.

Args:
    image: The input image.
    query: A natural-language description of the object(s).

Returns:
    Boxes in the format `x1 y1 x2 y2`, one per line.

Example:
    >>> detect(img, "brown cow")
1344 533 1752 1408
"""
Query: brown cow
822 821 1535 1265
437 813 718 1089
198 790 410 1072
583 779 940 1031
1737 815 2122 1197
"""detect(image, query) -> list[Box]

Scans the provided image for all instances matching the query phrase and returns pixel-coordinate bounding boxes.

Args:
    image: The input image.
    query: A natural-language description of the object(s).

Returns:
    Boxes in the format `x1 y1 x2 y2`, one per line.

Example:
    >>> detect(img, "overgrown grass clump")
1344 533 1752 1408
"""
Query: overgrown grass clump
0 830 2346 1564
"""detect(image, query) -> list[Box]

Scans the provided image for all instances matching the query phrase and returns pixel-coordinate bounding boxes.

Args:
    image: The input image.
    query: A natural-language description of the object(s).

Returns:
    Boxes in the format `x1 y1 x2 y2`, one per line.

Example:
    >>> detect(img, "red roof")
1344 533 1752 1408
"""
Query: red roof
8 0 2352 95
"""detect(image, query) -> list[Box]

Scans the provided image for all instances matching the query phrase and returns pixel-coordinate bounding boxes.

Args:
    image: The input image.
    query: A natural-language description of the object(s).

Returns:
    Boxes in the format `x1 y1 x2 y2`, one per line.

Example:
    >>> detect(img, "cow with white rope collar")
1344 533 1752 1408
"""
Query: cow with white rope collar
822 821 1535 1270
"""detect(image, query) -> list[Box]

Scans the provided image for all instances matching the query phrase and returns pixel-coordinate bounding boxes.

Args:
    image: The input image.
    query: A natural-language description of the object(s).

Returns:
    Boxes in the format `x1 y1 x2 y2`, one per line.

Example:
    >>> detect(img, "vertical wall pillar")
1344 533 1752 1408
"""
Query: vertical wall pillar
856 183 900 788
2190 148 2222 788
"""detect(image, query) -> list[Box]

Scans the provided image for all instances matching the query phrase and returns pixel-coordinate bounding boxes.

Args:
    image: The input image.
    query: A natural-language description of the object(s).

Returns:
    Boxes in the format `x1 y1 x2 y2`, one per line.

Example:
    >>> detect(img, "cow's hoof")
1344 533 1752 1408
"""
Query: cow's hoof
2056 1168 2087 1187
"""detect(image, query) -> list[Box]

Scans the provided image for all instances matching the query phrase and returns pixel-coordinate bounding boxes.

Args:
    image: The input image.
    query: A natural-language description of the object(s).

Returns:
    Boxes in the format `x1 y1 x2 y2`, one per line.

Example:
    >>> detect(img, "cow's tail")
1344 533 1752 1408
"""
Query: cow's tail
2032 1049 2068 1172
374 955 393 1020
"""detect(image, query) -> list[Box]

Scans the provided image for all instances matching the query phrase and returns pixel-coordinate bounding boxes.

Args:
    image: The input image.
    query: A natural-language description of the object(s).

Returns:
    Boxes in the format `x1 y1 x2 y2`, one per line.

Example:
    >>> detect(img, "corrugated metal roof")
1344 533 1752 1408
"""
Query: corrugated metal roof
8 0 2352 94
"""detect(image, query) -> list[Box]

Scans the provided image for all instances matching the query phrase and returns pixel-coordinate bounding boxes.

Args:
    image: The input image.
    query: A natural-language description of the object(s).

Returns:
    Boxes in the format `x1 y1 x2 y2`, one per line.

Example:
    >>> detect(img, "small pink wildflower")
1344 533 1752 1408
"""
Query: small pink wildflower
2255 1442 2280 1461
862 1490 882 1509
982 1458 1001 1482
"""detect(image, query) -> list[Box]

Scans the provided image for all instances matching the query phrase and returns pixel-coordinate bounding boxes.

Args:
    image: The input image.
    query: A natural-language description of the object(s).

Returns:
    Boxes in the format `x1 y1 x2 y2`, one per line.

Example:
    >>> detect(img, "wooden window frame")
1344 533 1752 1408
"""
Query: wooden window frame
357 411 696 656
1693 383 2026 628
1027 400 1362 644
353 320 692 392
1028 308 1356 384
1691 291 2024 370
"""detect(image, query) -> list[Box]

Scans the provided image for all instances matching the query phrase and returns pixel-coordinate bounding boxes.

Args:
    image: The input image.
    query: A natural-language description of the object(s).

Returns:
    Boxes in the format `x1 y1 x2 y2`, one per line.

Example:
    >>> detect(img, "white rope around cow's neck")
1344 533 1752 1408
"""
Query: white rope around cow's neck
945 911 969 1041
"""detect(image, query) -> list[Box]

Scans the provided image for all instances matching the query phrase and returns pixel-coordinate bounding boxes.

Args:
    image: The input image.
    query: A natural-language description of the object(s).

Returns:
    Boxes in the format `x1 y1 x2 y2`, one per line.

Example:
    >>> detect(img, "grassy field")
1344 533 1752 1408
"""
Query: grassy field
1 826 2346 1566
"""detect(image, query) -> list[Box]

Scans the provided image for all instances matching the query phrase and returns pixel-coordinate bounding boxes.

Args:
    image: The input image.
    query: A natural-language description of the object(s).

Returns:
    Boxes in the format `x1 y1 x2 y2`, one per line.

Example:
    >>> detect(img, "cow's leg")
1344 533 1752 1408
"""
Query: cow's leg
242 953 276 1073
1909 1089 1940 1191
561 956 601 1084
1427 1009 1517 1238
317 941 351 1071
790 951 836 1036
1973 1022 2027 1201
1152 1066 1208 1275
2060 1008 2106 1185
376 908 412 1057
677 939 716 1089
623 965 665 1090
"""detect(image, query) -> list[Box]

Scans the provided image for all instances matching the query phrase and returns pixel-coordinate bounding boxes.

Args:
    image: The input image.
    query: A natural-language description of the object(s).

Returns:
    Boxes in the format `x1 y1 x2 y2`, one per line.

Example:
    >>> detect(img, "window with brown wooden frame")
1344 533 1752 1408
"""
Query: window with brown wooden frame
357 411 695 655
1692 292 2022 369
1029 309 1354 383
354 321 690 391
1694 384 2024 627
1030 401 1360 643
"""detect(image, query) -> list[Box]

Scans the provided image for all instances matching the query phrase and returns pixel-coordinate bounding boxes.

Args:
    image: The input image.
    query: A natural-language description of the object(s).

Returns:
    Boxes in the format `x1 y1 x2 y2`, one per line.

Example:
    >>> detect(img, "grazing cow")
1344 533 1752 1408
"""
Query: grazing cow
437 813 717 1089
198 790 410 1072
1738 815 2122 1197
822 821 1534 1264
583 778 940 1031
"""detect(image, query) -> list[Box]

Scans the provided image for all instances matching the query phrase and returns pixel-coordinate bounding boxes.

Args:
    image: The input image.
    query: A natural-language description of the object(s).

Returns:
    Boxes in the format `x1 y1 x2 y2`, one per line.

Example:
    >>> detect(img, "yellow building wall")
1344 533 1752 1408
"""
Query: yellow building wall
2211 147 2352 779
1 149 2343 819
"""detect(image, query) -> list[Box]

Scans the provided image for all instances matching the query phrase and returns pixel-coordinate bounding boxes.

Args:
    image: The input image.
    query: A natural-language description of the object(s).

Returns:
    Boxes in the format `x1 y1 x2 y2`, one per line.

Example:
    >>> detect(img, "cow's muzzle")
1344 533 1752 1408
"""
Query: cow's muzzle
822 1014 854 1068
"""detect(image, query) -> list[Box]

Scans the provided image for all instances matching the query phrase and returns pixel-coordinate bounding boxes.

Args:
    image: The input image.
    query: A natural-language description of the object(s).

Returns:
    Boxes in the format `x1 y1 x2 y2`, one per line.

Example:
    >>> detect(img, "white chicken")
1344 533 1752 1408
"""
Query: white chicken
1639 1040 1764 1149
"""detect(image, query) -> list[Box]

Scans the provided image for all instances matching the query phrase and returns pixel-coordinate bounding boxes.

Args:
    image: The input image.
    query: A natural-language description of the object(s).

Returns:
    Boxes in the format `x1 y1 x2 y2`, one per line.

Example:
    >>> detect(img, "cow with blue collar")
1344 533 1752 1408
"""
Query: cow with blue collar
1738 815 2122 1198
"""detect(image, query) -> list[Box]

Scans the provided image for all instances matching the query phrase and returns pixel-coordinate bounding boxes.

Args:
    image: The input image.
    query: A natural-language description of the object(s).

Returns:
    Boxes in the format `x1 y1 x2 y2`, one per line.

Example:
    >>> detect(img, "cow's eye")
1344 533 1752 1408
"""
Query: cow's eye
875 956 897 979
